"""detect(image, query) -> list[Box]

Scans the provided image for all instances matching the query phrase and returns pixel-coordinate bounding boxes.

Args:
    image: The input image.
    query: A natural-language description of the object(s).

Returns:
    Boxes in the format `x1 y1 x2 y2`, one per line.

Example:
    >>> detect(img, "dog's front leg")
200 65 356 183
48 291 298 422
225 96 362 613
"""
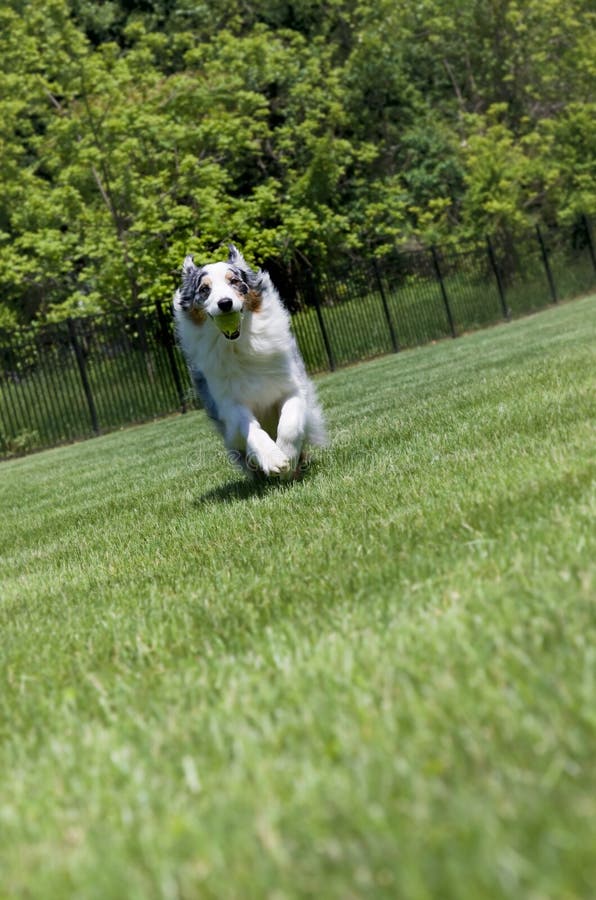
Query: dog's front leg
276 394 306 472
226 405 291 476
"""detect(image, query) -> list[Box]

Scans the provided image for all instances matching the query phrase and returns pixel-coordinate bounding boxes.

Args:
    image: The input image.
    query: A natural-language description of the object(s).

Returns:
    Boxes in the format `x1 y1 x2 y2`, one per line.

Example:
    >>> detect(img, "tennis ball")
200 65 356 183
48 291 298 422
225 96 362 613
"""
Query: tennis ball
213 311 242 340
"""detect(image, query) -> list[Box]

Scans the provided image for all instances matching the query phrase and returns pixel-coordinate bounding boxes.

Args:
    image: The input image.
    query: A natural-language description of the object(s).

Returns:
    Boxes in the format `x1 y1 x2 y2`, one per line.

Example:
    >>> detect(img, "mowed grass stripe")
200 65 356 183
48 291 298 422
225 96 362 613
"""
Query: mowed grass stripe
0 295 595 899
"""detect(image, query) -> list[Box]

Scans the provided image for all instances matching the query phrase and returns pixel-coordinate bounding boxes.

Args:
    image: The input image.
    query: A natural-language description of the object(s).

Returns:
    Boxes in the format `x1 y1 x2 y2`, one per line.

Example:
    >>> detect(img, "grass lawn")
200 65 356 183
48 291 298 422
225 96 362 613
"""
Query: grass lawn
1 295 595 899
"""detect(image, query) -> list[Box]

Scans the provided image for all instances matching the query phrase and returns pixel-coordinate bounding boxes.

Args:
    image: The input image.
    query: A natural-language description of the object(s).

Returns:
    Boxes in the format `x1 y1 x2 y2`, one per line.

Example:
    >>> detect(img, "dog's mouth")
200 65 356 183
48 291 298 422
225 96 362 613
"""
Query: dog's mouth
210 311 242 341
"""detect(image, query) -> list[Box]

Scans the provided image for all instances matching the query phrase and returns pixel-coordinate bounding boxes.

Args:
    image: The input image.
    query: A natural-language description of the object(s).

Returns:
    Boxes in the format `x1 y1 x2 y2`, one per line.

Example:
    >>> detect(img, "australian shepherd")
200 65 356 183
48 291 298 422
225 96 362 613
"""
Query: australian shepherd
173 245 326 478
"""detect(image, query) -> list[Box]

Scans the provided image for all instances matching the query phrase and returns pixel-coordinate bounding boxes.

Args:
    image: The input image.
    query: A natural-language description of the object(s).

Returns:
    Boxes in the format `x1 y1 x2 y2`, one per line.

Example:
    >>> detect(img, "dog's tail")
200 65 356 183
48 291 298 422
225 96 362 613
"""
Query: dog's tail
306 390 328 448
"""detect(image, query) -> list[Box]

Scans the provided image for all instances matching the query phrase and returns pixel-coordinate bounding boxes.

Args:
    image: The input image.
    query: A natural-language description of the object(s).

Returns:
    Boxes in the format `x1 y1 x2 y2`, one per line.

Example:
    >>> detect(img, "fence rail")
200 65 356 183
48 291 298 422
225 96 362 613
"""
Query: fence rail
1 217 595 458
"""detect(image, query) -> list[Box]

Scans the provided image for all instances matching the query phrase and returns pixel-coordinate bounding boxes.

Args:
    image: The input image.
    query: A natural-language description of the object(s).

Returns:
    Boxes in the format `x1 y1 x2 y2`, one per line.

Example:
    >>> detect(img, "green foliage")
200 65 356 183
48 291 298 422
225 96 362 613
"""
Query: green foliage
0 0 594 323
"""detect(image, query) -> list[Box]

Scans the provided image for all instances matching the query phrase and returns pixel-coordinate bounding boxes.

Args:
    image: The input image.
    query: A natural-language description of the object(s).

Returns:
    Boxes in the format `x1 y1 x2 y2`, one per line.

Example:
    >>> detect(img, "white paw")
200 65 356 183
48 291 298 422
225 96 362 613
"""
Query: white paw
260 445 291 477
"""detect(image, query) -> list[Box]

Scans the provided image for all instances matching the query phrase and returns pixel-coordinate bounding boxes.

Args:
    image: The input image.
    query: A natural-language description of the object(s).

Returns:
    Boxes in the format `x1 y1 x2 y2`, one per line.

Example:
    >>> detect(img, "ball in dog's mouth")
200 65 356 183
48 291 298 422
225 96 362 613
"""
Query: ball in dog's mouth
211 311 242 341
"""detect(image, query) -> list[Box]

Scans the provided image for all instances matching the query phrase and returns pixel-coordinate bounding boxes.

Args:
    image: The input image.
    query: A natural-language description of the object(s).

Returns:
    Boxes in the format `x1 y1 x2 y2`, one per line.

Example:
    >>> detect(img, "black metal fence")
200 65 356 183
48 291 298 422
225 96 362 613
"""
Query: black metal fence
1 217 595 457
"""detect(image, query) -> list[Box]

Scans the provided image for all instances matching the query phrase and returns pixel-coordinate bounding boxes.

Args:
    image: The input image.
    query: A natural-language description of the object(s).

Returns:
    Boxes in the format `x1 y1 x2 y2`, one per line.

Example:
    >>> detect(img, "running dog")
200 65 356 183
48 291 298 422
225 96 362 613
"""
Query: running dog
173 245 326 478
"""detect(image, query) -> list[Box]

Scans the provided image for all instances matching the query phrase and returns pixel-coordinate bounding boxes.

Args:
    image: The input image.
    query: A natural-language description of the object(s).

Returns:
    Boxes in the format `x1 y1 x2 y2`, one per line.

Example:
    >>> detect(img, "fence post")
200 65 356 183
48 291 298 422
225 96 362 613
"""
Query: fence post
486 235 510 320
430 245 456 338
371 258 399 352
67 318 100 435
155 301 187 413
304 269 335 372
535 225 557 303
582 214 596 276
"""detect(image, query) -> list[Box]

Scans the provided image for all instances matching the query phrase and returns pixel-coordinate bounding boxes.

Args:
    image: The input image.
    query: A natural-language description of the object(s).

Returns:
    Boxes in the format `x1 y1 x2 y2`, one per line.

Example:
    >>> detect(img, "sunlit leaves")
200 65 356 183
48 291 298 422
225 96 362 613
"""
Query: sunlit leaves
0 0 594 323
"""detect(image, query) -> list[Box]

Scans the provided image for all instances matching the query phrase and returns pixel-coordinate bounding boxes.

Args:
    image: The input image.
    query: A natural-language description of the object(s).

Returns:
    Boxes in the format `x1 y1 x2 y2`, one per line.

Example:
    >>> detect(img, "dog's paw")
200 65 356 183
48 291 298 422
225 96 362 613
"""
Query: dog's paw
275 441 304 479
257 445 291 477
266 454 292 478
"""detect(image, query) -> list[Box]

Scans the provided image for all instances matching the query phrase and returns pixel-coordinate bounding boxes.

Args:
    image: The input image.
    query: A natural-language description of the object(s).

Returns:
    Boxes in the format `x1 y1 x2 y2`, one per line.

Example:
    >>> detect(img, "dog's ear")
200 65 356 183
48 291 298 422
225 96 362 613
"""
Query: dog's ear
178 255 201 310
228 244 250 271
228 244 266 293
182 254 199 274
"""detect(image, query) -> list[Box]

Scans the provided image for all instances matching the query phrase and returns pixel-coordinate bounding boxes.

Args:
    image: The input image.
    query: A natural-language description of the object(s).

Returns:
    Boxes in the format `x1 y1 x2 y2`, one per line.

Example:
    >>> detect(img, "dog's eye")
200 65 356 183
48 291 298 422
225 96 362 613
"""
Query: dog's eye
198 283 210 299
229 275 248 294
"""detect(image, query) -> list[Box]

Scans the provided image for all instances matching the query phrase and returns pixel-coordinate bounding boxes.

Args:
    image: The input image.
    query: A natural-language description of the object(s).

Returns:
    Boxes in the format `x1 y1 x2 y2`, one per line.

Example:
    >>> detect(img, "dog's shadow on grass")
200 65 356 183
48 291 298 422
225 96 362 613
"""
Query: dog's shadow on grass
195 478 283 506
194 459 322 506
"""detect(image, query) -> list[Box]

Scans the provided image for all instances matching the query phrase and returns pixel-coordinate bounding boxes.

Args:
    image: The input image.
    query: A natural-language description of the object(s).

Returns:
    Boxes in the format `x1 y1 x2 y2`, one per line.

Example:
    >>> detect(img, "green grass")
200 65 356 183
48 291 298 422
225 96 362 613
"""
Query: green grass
1 295 595 899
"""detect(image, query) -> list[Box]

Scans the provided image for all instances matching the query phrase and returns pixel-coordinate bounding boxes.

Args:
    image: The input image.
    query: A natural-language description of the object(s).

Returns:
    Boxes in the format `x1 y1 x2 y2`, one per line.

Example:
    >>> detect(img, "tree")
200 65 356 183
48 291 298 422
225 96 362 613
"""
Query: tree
0 0 594 325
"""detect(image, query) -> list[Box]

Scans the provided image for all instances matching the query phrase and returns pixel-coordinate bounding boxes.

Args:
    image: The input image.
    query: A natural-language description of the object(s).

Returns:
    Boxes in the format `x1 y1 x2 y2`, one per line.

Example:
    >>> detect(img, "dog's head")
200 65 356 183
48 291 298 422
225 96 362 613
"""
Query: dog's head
176 245 264 340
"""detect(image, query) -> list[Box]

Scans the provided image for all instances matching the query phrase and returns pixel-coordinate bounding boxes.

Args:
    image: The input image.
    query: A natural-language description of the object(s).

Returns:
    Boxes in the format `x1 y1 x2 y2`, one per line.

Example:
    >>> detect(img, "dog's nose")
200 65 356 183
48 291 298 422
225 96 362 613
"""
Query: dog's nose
218 298 234 313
